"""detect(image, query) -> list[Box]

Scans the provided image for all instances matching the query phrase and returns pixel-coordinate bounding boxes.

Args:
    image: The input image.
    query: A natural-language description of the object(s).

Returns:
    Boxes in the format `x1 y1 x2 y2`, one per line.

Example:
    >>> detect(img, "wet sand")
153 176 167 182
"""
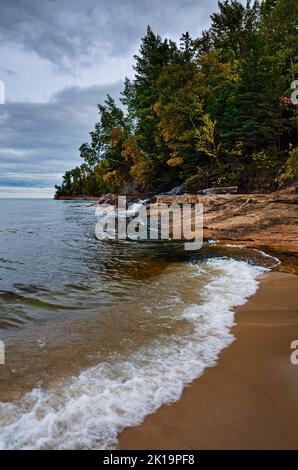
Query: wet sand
120 271 298 450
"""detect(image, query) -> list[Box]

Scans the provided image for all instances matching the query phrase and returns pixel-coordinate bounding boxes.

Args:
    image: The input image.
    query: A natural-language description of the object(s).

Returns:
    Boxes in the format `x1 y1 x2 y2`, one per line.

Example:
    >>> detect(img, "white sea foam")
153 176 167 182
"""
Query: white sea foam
0 259 266 450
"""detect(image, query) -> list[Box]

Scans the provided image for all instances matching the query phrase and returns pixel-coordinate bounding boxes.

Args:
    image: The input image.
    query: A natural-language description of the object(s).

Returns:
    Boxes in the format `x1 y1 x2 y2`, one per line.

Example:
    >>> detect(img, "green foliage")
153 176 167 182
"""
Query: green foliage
277 146 298 186
194 114 221 160
185 175 202 191
55 0 298 198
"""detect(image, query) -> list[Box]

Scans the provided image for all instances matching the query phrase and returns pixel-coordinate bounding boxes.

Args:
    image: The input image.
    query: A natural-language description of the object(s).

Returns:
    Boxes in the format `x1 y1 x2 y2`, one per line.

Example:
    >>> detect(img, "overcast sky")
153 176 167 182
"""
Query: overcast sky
0 0 230 198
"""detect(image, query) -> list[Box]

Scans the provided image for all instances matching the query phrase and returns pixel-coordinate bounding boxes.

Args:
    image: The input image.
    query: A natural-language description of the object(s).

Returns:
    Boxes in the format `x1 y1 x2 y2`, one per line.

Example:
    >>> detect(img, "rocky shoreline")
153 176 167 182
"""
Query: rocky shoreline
157 184 298 274
56 183 298 274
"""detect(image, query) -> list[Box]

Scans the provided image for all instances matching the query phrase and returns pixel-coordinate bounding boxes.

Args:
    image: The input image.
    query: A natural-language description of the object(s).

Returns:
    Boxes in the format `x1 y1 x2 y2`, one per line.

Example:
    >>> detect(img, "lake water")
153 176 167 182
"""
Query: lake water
0 199 271 449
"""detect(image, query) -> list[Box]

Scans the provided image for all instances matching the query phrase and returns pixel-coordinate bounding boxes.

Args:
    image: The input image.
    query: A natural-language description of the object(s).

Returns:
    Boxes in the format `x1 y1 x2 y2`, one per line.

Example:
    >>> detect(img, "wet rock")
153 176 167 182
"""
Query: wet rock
160 184 188 196
156 184 298 272
198 186 238 195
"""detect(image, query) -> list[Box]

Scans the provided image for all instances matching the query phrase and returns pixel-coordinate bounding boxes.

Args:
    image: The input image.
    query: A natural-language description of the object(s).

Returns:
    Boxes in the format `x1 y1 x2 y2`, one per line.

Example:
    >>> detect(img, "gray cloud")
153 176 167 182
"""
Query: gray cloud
0 81 123 192
0 0 219 69
0 0 231 196
0 68 18 76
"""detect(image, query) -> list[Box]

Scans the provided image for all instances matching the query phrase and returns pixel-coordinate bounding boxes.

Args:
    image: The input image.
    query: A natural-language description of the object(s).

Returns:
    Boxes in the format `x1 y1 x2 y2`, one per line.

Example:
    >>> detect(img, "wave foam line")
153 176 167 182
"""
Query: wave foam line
0 259 266 450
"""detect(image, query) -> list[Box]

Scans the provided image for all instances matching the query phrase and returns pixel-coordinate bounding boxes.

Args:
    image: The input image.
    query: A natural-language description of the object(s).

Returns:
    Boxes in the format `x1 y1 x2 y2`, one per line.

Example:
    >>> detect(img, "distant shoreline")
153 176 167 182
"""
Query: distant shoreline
54 196 102 201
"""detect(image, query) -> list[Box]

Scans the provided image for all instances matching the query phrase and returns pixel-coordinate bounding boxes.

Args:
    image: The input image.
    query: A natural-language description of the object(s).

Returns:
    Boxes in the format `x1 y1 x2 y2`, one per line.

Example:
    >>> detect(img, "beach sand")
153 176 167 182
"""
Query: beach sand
119 271 298 450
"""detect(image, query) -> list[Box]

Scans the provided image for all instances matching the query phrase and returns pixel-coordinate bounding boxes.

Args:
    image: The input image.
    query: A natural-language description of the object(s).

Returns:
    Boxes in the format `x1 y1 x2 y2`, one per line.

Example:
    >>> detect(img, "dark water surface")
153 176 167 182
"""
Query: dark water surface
0 199 173 333
0 199 276 336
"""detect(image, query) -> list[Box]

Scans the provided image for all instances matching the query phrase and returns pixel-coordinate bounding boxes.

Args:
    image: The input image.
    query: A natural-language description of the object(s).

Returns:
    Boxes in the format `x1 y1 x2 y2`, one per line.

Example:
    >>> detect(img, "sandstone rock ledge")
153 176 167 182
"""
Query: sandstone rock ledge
157 184 298 274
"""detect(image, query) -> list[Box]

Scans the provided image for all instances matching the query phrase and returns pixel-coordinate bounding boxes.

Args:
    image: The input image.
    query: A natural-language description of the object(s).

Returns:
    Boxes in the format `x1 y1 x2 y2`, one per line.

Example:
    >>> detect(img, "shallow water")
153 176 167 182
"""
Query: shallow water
0 199 273 449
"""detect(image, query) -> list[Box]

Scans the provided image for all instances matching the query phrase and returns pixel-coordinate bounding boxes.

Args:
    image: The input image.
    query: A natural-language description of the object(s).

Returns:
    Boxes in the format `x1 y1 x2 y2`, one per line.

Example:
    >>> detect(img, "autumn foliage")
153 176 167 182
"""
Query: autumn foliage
55 0 298 198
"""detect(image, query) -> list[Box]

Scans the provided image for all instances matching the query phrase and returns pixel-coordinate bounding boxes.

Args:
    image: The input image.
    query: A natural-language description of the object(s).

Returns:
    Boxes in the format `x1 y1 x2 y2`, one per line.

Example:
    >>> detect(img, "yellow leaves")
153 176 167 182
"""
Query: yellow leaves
102 170 117 183
194 99 204 114
161 128 177 143
122 136 138 161
167 153 184 167
121 135 154 189
220 60 240 83
102 170 125 192
122 135 148 164
277 146 298 186
194 114 221 160
197 51 240 92
153 102 162 116
130 159 155 189
110 128 124 148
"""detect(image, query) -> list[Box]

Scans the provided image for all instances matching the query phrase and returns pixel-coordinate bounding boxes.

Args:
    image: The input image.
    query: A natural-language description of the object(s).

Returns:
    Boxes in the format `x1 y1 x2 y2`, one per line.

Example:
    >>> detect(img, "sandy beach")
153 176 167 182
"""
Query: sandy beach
120 271 298 450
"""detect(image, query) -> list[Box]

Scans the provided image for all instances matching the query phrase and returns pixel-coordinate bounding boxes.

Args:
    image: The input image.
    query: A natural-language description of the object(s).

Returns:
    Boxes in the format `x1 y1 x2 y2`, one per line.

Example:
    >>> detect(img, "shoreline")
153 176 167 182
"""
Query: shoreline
119 271 298 450
55 186 298 274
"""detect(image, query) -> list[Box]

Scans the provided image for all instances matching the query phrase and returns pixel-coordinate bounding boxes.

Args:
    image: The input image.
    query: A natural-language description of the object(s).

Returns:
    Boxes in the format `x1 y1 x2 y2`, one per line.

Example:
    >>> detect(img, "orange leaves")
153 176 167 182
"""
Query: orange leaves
102 170 117 183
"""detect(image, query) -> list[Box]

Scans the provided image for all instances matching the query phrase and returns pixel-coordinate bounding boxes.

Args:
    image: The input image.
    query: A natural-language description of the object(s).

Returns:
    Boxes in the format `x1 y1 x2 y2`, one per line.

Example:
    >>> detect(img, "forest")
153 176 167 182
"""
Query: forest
55 0 298 198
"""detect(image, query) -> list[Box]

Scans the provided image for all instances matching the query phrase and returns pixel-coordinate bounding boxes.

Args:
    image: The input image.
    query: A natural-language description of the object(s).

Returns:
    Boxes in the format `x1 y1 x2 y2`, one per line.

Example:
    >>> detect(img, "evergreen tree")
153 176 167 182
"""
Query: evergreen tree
55 1 298 198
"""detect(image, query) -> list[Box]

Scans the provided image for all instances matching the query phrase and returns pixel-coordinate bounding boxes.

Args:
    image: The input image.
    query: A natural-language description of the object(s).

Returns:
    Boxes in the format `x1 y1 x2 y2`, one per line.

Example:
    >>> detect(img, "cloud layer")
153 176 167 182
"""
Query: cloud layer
0 0 216 68
0 0 231 197
0 82 123 196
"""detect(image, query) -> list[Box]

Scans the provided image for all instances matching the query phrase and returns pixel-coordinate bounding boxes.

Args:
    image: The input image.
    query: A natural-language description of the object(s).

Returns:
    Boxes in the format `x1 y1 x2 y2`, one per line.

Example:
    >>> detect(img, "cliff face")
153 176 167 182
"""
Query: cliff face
157 184 298 273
